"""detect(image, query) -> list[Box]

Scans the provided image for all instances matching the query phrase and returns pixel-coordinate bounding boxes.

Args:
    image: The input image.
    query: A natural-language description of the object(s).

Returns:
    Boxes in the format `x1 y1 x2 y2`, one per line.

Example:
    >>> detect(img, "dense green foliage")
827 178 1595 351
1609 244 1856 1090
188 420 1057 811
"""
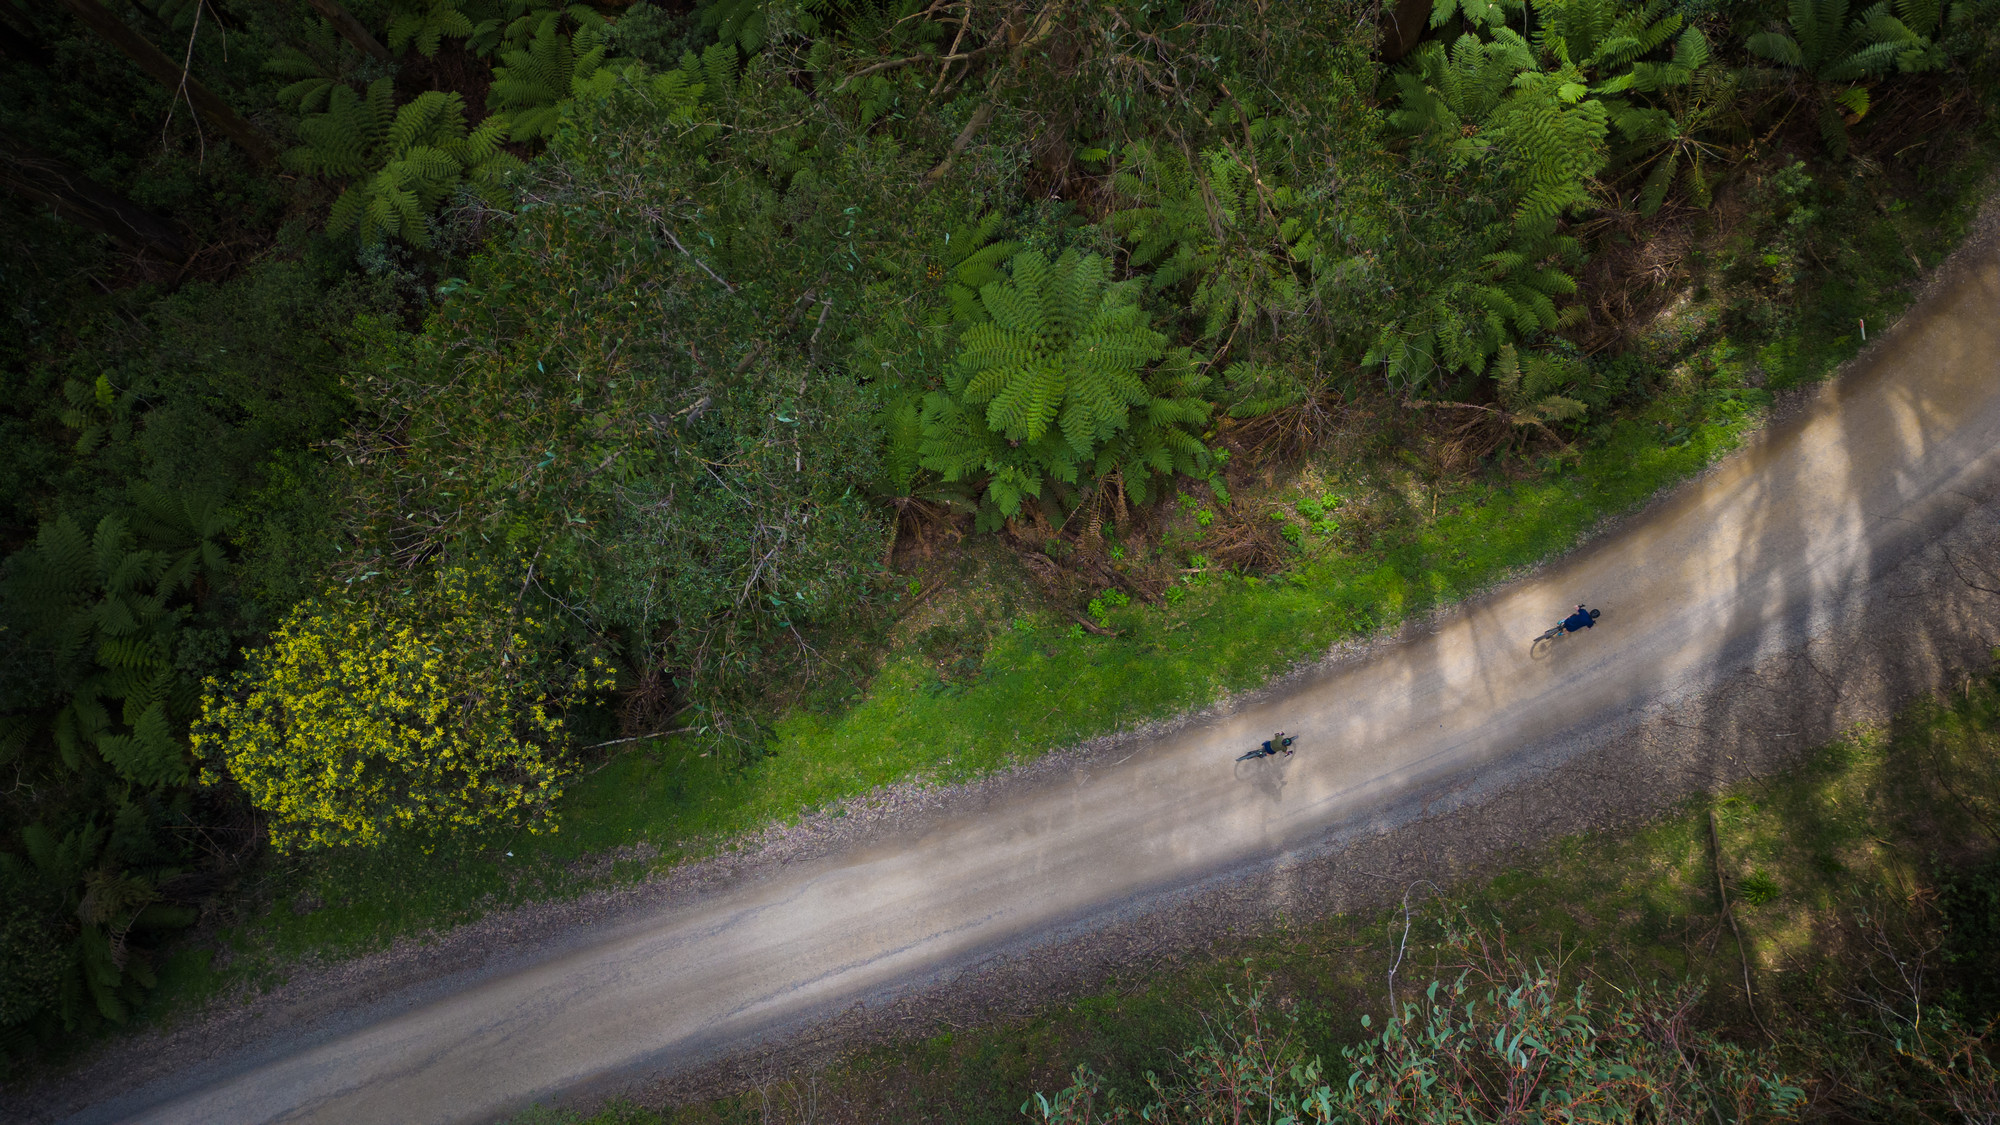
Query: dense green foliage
327 48 897 736
193 560 610 851
0 251 389 1061
2 0 1999 1076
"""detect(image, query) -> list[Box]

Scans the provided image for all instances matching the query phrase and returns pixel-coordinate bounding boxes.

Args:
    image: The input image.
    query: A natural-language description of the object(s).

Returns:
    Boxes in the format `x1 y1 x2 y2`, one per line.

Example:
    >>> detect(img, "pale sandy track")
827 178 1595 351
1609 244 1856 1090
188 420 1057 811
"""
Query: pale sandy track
39 231 2000 1125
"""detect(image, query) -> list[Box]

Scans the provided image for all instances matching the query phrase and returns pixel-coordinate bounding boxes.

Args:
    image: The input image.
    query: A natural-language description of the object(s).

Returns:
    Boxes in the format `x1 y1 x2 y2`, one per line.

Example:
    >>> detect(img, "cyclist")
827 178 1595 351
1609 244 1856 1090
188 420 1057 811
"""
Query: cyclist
1561 604 1600 633
1262 732 1295 758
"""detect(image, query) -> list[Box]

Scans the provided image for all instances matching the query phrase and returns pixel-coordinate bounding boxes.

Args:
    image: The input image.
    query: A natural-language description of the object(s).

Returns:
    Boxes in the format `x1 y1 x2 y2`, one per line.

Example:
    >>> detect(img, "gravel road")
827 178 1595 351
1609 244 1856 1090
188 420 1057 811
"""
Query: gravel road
24 216 2000 1125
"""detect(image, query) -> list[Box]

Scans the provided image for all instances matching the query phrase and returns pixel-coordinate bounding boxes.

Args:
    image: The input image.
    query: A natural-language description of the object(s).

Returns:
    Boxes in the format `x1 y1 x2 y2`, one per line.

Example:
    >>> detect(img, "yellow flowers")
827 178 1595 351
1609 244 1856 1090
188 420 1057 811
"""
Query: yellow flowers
192 562 614 852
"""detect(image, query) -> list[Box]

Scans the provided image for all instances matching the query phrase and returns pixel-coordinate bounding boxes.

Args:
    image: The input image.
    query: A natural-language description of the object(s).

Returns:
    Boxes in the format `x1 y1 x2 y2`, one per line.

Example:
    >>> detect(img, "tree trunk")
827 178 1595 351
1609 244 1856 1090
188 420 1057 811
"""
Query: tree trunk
1381 0 1434 61
56 0 281 168
0 130 187 259
301 0 391 62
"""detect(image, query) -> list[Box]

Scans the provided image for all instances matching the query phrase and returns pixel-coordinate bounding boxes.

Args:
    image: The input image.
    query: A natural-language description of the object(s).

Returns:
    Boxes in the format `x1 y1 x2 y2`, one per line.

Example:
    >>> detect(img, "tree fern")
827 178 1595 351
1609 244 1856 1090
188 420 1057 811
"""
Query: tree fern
1362 213 1584 388
1388 34 1608 233
1108 139 1307 339
482 1 608 55
132 483 229 597
919 250 1212 527
1483 65 1609 232
387 0 478 57
700 0 775 52
265 18 360 114
1610 49 1738 213
2 816 185 1031
1491 342 1593 427
1380 19 1609 387
1428 0 1517 30
1535 0 1682 75
387 0 606 61
570 56 714 132
1746 0 1916 156
698 0 889 53
872 390 977 522
879 392 926 497
290 79 522 245
58 374 137 456
1093 349 1216 504
2 514 188 787
488 23 608 141
1388 31 1538 152
94 703 184 790
871 210 1018 328
952 250 1160 451
286 77 396 178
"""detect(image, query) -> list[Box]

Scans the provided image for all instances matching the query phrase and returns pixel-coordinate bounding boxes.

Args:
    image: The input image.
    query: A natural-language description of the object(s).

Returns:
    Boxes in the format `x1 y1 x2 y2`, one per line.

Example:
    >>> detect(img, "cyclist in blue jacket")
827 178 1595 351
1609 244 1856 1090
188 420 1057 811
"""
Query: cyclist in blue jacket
1562 604 1600 633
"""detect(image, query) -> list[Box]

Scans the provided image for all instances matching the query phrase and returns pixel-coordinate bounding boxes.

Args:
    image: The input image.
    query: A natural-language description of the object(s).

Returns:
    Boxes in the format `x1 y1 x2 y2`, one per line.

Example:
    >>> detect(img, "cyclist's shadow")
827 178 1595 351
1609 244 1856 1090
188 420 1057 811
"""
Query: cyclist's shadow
1529 629 1582 662
1233 755 1289 802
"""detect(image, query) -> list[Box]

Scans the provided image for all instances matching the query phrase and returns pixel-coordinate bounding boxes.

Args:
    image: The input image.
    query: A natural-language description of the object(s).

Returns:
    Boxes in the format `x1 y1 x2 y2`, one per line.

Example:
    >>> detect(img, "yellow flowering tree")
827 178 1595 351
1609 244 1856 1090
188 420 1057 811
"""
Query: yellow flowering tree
193 563 611 852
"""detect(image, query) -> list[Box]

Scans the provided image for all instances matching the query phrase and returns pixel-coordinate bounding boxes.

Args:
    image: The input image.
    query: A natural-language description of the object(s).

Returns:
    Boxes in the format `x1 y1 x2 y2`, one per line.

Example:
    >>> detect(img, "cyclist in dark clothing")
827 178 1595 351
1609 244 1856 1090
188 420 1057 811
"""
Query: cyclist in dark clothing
1562 605 1600 633
1263 732 1295 757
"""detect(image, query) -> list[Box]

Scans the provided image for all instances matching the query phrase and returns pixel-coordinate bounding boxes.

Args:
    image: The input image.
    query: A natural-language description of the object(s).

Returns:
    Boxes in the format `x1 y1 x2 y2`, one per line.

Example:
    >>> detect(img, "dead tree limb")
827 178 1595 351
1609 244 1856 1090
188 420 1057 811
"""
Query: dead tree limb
57 0 280 166
302 0 393 61
0 128 187 259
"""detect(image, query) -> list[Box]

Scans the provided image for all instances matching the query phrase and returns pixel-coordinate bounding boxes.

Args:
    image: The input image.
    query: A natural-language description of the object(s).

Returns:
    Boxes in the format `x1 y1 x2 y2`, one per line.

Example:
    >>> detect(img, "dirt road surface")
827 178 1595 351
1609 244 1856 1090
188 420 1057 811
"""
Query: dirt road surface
41 232 2000 1124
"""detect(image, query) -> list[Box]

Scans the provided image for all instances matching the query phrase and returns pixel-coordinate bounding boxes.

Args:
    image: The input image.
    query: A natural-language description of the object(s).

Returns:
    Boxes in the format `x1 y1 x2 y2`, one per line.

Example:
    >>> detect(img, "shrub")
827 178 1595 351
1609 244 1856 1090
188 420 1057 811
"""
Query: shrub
1026 949 1806 1123
194 562 611 851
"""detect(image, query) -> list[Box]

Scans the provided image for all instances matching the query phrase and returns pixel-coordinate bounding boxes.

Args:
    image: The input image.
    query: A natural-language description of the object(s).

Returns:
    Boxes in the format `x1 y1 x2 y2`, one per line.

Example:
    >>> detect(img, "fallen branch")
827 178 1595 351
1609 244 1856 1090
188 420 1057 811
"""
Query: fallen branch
832 54 929 93
920 0 1073 190
894 573 952 619
933 0 975 93
1708 809 1777 1040
1407 397 1566 444
830 44 1005 96
661 227 735 292
921 103 995 189
1063 608 1120 636
582 727 700 751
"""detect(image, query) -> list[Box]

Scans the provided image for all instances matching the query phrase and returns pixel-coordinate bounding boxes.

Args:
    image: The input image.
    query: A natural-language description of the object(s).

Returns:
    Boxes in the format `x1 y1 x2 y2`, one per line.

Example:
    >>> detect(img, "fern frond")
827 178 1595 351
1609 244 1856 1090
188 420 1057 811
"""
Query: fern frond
700 42 741 100
388 0 478 57
387 91 469 152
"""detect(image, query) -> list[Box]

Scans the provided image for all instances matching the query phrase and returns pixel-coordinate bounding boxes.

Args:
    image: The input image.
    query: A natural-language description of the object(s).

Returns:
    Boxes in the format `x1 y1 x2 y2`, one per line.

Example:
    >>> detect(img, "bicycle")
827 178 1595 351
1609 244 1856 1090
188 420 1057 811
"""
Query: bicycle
1236 735 1295 762
1534 607 1600 643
